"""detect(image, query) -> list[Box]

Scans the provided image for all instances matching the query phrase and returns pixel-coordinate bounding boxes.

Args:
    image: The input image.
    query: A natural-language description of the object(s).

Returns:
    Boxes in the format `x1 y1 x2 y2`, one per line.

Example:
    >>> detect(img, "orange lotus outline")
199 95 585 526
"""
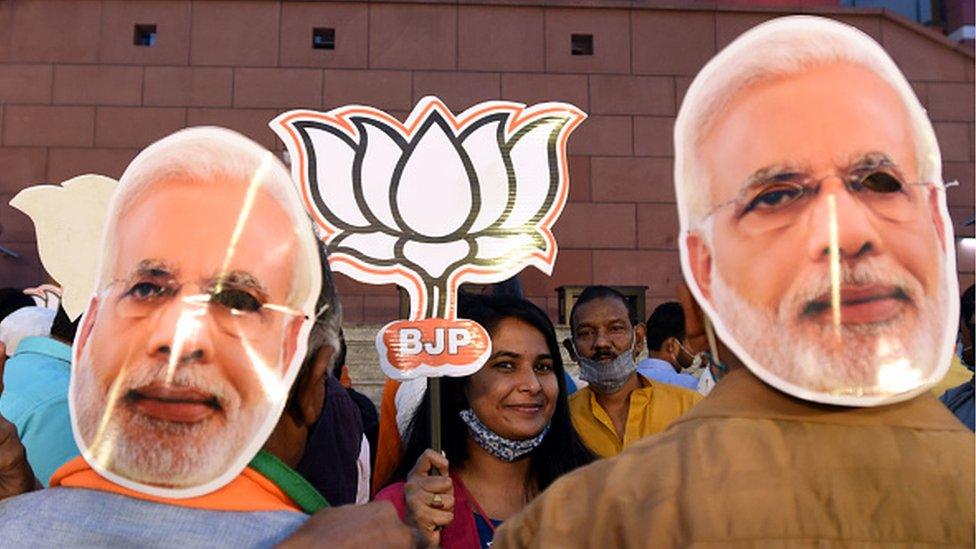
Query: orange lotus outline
272 97 585 320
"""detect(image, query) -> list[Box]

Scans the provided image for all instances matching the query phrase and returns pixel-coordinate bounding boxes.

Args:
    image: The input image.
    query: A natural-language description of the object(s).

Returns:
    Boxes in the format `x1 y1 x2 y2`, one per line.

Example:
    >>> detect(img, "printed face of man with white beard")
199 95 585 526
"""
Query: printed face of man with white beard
684 62 952 400
72 175 306 490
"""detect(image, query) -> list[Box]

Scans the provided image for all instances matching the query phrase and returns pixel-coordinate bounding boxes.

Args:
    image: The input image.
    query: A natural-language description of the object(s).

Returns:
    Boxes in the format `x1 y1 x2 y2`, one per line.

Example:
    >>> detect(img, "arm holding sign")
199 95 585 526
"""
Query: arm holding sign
374 449 455 548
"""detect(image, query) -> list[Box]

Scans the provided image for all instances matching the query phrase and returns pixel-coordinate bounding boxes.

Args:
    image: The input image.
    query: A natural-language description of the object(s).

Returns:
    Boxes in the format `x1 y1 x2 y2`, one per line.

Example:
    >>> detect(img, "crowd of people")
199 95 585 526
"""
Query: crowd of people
0 14 972 548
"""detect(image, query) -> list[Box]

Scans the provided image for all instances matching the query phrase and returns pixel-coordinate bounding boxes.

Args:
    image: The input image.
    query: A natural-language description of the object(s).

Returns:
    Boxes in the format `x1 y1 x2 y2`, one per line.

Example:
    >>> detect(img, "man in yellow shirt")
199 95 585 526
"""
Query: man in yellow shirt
566 286 700 457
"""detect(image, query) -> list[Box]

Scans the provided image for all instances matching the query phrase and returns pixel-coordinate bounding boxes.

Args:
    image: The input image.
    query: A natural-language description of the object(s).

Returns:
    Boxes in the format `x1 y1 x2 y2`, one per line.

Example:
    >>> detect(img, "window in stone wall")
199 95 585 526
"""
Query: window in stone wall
313 27 336 50
571 33 593 56
133 24 157 47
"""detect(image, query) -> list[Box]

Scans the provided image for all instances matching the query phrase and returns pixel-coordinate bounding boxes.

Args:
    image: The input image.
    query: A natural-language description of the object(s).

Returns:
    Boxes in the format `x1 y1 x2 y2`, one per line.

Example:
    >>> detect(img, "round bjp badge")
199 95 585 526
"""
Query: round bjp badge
272 97 585 382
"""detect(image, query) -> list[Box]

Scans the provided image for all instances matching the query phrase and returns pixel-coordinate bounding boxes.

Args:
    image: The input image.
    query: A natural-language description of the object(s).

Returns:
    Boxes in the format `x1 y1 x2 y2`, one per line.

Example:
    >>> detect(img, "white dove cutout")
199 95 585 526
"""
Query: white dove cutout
23 284 63 311
10 174 117 321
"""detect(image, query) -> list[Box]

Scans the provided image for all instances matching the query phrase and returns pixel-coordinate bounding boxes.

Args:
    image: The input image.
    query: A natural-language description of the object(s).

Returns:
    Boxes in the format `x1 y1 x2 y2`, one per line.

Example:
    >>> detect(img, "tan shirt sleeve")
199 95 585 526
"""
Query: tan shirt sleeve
493 457 623 549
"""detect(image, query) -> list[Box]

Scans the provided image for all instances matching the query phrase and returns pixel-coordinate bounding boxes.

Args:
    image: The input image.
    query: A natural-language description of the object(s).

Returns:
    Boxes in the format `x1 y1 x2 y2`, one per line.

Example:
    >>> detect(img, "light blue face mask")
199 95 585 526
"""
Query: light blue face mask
459 408 550 462
574 335 637 394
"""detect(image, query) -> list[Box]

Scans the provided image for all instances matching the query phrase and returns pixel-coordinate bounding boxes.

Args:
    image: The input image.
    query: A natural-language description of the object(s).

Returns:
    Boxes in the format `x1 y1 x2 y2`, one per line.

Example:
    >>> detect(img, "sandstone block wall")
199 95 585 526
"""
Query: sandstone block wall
0 0 972 328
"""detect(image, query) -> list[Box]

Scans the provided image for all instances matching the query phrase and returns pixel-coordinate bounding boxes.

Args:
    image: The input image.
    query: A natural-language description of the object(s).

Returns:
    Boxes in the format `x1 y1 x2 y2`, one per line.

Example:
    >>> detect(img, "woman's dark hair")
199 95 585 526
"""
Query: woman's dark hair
386 294 594 493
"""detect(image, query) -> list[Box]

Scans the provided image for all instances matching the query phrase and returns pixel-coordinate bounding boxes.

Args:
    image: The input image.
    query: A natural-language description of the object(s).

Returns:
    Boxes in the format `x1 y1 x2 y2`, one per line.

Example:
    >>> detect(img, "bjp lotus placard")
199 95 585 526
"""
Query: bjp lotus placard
272 97 584 379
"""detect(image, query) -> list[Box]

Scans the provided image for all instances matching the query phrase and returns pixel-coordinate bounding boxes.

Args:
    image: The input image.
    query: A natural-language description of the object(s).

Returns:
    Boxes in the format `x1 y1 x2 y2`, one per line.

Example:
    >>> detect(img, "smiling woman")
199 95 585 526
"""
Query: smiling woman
374 294 593 549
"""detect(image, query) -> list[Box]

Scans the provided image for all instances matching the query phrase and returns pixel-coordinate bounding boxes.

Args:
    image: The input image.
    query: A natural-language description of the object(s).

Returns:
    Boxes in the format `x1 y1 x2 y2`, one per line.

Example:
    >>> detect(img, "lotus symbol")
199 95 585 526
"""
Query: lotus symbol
272 97 584 320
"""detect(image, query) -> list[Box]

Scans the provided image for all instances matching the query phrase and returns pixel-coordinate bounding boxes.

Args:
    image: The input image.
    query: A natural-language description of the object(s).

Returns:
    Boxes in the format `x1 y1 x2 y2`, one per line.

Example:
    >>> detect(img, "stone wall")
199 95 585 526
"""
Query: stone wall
0 0 972 326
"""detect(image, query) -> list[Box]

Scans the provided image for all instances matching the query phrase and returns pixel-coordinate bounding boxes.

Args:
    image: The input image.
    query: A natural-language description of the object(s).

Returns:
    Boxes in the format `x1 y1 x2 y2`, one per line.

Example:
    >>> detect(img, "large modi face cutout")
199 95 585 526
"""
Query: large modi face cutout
69 128 322 498
675 16 959 406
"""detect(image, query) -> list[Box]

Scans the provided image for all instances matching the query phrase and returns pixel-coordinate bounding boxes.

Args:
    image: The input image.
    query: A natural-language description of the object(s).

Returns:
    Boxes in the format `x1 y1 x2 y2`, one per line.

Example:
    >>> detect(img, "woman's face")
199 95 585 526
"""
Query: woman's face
464 318 559 440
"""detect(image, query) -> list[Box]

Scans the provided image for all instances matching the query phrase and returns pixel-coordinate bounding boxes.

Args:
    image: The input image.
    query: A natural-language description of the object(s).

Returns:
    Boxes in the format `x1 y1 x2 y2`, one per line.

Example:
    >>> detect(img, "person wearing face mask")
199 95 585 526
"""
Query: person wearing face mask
637 302 702 391
374 294 593 548
564 286 700 458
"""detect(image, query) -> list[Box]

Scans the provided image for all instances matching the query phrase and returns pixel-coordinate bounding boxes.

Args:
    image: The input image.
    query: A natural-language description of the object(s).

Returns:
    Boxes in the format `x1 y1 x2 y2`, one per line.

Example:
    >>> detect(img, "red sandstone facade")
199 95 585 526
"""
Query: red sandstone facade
0 0 972 324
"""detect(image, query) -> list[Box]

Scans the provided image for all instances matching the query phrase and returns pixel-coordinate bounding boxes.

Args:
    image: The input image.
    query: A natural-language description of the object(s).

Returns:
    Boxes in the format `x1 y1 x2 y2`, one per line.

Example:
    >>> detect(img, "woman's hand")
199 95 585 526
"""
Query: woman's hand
403 449 455 547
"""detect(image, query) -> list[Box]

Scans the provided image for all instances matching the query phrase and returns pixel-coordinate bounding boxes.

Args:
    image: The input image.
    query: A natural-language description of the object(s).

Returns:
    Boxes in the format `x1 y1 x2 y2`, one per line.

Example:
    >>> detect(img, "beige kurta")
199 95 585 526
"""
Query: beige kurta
495 368 975 548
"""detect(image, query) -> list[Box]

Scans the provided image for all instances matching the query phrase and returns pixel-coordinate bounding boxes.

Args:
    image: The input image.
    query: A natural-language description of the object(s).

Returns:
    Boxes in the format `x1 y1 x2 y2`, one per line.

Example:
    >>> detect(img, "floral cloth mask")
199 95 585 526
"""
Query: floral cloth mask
459 408 550 462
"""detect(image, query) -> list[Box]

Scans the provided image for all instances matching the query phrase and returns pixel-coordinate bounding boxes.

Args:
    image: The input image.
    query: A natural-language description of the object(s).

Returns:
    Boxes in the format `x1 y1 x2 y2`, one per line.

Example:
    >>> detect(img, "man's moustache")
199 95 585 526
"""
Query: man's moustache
790 260 919 321
117 364 233 413
123 385 224 412
801 286 912 317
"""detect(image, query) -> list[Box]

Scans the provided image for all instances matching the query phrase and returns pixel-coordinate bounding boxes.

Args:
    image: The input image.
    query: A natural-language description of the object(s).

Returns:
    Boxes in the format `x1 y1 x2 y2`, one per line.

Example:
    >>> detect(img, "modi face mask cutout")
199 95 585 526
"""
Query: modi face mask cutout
69 128 323 498
675 16 959 406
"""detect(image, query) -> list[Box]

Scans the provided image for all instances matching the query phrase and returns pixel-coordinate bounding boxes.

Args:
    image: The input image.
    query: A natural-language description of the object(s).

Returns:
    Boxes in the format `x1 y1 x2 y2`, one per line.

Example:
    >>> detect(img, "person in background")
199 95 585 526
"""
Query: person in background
0 306 55 358
0 289 33 326
566 286 700 458
940 284 974 430
333 333 380 465
376 294 593 548
637 302 700 391
294 337 372 505
0 306 79 486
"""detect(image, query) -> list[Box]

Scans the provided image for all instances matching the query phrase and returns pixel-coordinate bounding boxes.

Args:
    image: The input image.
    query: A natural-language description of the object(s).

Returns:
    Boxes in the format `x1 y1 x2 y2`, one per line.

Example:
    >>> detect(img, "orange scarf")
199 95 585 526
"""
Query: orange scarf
50 456 302 513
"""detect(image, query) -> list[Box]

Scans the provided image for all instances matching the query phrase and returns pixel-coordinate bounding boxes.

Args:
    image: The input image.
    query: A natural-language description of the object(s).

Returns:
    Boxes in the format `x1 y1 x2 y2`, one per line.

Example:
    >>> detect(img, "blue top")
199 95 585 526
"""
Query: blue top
473 513 503 549
0 336 79 486
636 357 699 391
563 371 578 396
0 487 306 548
940 376 974 431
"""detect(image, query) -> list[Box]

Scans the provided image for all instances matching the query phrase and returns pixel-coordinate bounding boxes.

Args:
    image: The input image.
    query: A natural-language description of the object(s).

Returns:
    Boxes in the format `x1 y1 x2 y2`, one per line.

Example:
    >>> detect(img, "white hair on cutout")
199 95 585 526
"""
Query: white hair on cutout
673 15 942 232
97 126 322 309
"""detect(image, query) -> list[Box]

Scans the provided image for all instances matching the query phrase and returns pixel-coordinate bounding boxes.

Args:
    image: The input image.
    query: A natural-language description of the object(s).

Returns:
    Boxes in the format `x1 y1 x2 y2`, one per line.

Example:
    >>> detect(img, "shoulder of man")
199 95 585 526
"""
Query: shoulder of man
0 487 307 547
494 428 689 548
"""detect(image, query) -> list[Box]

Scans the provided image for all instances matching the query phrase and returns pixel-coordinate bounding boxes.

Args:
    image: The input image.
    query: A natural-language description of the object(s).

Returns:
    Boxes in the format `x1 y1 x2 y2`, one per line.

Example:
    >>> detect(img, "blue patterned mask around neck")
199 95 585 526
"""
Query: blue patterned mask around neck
459 408 550 462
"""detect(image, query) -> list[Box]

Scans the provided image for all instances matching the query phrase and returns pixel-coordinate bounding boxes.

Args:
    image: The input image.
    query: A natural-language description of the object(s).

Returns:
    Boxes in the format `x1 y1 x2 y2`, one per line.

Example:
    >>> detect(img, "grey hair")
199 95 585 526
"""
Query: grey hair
674 15 941 232
97 126 322 310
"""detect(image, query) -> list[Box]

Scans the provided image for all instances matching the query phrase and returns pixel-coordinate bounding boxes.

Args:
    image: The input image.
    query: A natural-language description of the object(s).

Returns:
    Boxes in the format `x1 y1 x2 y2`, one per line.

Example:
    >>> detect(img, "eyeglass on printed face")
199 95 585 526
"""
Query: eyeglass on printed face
106 262 307 340
703 152 955 233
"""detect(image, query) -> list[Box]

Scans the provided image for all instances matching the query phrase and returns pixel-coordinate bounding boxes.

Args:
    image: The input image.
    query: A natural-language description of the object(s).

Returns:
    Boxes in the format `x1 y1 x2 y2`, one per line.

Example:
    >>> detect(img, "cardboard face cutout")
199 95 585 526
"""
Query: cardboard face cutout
675 16 959 406
68 127 322 498
11 175 117 320
273 97 584 379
